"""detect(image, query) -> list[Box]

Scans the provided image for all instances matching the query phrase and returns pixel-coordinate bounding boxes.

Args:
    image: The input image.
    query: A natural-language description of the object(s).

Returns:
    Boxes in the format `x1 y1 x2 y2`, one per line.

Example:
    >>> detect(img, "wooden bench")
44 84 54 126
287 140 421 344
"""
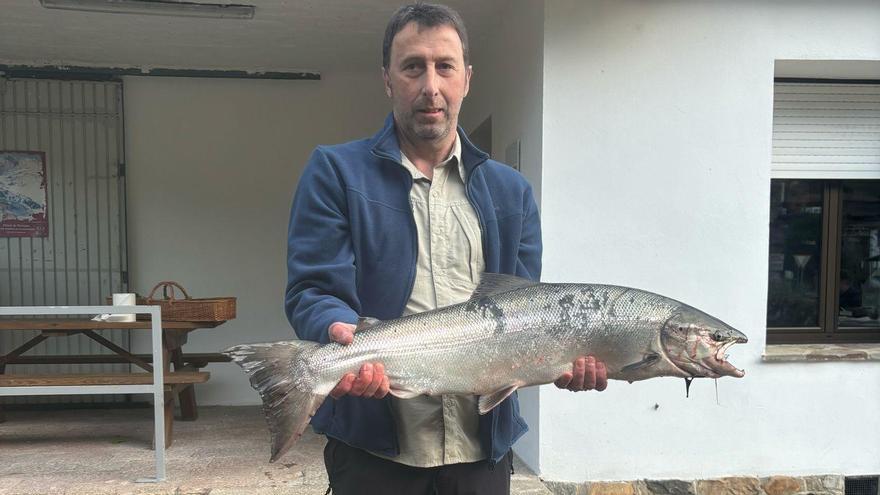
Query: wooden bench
4 352 231 368
2 353 229 421
0 371 209 448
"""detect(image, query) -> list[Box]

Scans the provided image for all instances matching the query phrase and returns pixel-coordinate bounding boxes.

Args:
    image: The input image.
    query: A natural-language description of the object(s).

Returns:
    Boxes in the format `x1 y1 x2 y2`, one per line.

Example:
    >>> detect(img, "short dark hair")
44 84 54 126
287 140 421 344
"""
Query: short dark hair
382 3 469 69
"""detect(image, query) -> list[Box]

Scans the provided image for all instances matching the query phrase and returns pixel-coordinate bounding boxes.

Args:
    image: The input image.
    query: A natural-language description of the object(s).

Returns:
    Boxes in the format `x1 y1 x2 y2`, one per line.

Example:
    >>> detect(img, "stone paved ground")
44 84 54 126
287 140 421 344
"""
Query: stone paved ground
0 405 550 495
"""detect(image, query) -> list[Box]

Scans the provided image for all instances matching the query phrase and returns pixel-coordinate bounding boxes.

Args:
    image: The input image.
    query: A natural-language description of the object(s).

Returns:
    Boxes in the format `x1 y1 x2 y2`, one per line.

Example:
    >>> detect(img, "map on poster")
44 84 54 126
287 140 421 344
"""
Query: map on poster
0 151 48 237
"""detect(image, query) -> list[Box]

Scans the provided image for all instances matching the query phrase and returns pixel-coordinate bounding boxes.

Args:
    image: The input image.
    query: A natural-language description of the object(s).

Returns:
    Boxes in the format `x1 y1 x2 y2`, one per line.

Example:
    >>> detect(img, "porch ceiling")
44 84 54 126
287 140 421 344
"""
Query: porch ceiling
0 0 505 74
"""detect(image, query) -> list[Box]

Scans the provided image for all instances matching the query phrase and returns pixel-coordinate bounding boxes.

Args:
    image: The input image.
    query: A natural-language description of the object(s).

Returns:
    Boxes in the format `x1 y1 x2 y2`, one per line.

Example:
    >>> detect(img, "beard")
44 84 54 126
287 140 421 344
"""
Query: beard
393 101 455 144
410 115 452 141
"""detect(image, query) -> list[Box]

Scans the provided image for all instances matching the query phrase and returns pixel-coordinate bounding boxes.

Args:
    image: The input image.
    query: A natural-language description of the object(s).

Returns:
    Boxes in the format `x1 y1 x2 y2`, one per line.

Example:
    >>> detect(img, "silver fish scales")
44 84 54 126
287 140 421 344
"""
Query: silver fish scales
226 273 747 462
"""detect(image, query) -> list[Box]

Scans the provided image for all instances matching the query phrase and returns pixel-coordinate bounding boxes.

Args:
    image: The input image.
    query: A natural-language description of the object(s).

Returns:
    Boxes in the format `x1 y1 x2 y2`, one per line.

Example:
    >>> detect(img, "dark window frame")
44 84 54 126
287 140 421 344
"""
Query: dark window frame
767 180 880 344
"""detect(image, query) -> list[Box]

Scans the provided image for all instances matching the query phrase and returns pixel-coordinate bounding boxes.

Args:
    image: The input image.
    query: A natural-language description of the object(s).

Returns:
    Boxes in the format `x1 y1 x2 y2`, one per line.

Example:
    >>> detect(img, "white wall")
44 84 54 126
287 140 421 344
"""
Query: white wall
461 0 545 471
540 0 880 483
463 0 544 208
123 72 389 405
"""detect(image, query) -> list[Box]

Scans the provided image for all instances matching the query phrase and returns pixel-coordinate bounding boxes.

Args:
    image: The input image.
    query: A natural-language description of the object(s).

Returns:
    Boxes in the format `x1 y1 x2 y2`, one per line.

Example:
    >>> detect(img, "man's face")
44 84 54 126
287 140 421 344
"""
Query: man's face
383 22 472 144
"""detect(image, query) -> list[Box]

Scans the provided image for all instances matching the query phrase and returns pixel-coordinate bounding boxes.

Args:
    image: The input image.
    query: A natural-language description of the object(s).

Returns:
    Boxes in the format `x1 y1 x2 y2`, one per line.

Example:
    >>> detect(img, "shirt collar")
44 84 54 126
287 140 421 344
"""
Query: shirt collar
370 113 490 179
400 132 463 181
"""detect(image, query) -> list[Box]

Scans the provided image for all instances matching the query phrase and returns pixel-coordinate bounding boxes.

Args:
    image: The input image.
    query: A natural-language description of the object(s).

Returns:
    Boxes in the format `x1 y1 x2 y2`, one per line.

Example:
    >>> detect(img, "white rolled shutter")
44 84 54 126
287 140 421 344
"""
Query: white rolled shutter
772 82 880 179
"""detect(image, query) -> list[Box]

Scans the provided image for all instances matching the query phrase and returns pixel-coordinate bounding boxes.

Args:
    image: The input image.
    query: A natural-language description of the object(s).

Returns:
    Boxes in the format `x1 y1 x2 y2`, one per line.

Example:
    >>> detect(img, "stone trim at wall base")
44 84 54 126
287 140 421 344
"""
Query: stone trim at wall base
543 474 845 495
762 344 880 362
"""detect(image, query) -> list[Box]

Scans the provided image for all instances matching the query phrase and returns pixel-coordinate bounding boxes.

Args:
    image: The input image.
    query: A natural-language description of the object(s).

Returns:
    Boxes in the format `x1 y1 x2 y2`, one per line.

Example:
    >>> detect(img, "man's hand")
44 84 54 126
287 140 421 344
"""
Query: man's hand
554 356 608 392
328 322 390 399
328 321 358 345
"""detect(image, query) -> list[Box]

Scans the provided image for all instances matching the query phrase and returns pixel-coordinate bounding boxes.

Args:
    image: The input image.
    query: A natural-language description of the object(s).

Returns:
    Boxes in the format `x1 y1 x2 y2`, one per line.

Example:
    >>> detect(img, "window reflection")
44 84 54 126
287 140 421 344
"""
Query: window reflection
767 180 823 327
839 181 880 329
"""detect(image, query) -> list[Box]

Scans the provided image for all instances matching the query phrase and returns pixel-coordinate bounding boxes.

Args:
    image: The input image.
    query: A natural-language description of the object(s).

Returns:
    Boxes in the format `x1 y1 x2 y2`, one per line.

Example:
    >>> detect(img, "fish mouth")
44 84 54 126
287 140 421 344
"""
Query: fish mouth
707 339 746 378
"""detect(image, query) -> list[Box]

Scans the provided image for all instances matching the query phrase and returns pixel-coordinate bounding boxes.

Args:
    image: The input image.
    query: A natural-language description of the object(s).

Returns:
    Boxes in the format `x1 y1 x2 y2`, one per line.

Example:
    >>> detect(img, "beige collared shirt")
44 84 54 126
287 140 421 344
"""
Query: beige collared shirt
383 133 486 467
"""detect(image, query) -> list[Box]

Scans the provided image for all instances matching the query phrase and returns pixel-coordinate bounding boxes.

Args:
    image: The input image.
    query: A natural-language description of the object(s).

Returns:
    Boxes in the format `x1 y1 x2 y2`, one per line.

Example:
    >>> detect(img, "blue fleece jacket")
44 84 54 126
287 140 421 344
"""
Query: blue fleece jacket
284 114 542 464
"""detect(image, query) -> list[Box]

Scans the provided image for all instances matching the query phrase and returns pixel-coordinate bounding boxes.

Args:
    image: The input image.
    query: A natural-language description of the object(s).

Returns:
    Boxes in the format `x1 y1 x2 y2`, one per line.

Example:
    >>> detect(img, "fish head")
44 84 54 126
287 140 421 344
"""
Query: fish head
660 306 748 379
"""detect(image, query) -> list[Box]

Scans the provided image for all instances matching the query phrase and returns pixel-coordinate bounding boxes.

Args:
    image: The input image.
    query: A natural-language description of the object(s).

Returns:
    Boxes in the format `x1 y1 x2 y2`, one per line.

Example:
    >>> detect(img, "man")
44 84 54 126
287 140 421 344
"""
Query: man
285 4 607 494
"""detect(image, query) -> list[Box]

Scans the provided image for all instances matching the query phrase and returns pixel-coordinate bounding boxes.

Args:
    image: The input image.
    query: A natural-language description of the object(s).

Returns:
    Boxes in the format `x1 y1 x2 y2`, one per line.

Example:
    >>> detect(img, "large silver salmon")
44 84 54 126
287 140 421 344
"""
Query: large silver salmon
225 274 747 462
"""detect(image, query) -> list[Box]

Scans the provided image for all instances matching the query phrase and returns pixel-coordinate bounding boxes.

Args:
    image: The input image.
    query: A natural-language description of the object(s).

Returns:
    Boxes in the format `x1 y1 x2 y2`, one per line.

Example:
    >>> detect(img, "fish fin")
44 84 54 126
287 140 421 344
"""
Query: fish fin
470 273 540 300
388 387 421 399
224 341 328 463
355 317 382 332
620 353 660 373
478 384 519 415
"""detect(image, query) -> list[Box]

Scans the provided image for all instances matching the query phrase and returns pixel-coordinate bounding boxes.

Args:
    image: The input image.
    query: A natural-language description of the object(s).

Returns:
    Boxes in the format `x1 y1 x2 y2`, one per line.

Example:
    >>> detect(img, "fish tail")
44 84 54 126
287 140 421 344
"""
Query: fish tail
224 340 328 462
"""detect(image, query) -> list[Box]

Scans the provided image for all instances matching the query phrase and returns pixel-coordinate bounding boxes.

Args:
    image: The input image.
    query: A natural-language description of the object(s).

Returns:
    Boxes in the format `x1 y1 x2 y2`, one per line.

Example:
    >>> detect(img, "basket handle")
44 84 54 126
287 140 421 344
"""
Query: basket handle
147 281 191 304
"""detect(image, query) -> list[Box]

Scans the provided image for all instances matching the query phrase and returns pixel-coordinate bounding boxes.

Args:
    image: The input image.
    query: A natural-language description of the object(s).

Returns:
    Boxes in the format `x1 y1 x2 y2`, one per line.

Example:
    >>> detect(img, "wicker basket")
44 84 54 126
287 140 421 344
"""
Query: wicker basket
140 281 236 322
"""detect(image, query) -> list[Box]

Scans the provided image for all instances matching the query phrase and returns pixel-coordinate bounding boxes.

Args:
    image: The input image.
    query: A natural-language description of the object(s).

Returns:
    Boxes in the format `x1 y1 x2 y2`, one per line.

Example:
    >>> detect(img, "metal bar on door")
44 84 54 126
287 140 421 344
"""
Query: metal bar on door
37 80 48 307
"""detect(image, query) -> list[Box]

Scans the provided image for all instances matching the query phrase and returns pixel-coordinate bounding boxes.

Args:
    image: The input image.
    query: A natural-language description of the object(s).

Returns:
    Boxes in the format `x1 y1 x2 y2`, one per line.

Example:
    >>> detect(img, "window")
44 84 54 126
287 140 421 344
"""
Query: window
767 179 880 343
767 80 880 343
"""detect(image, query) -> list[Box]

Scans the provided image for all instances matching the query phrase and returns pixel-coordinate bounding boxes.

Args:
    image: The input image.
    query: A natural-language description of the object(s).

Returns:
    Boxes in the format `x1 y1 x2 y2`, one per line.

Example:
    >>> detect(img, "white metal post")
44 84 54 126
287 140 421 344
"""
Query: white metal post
147 305 166 482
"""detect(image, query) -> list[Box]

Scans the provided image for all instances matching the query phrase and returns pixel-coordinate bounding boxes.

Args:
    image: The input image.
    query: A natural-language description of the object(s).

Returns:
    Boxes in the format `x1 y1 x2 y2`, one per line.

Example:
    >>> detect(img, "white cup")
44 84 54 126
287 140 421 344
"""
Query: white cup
112 293 137 322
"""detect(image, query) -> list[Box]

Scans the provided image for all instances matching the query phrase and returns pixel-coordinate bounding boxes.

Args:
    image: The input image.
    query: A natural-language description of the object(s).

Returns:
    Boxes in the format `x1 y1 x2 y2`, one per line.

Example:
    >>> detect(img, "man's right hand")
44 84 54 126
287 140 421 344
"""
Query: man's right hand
328 322 390 400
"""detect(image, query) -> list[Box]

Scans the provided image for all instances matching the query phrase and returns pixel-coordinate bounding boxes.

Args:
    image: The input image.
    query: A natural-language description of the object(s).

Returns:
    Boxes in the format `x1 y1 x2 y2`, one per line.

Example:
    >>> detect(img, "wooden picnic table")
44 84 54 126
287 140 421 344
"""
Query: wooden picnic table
0 317 231 446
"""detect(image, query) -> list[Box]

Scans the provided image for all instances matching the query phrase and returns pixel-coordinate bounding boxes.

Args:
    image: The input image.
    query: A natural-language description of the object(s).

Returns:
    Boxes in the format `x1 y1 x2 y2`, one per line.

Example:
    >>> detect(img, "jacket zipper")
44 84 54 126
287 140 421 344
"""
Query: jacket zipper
464 169 489 271
372 147 497 463
370 149 419 317
370 149 417 457
463 161 502 468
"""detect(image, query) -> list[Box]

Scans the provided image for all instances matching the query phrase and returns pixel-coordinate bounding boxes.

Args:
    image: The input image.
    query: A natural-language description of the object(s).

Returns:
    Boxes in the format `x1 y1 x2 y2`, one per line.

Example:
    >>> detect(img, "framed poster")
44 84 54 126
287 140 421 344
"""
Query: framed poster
0 151 48 237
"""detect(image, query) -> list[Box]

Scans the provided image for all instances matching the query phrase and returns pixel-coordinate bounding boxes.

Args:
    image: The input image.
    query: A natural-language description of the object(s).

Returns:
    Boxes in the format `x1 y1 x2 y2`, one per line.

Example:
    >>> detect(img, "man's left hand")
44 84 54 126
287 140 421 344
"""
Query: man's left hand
554 356 608 392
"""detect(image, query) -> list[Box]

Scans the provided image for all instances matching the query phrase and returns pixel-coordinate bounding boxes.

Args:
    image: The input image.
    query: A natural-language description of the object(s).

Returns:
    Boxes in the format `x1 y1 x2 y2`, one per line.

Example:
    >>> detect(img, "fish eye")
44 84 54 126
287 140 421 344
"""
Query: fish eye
712 331 723 341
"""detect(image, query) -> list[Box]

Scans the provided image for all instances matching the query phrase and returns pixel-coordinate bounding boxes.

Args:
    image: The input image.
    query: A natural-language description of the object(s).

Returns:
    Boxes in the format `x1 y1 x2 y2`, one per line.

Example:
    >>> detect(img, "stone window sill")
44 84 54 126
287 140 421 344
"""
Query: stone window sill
762 343 880 362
